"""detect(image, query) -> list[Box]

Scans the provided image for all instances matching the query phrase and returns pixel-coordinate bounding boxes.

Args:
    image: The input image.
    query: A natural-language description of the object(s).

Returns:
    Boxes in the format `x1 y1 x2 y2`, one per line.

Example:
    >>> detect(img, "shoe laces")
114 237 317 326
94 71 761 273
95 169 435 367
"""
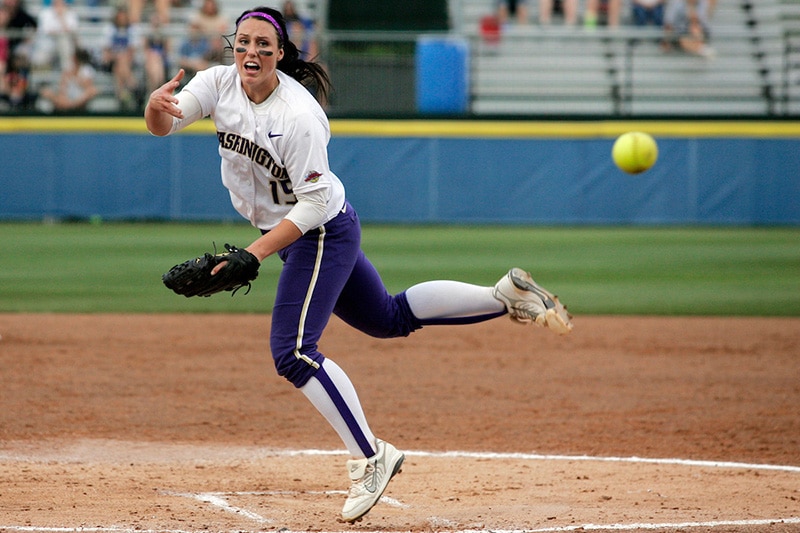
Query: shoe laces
348 461 377 496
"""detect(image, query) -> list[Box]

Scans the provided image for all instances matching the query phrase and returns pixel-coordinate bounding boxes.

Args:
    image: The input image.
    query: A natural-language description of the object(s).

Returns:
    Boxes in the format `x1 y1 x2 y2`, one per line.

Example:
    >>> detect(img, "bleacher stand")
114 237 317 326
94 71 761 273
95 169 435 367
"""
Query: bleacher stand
3 0 799 115
2 0 315 113
458 0 797 116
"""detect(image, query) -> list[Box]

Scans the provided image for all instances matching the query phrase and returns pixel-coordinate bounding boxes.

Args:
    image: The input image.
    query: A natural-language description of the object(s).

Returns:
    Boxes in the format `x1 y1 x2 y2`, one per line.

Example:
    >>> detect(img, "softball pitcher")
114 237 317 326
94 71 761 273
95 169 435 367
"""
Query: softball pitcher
145 6 573 522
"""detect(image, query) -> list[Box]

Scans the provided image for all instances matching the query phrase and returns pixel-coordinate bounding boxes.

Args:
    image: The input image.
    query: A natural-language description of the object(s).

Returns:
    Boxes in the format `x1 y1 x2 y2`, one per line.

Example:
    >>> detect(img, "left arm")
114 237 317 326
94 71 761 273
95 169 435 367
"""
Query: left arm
246 218 303 262
219 187 329 271
211 218 301 275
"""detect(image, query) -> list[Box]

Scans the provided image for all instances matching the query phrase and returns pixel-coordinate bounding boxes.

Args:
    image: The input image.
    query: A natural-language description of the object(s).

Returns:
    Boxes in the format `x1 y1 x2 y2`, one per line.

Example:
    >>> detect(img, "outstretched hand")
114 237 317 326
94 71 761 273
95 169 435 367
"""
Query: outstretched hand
147 69 185 119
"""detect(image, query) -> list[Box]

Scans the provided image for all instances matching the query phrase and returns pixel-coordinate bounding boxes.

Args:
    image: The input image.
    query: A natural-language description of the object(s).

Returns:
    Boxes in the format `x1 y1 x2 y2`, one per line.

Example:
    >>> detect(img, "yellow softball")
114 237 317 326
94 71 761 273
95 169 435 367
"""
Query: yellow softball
612 132 659 174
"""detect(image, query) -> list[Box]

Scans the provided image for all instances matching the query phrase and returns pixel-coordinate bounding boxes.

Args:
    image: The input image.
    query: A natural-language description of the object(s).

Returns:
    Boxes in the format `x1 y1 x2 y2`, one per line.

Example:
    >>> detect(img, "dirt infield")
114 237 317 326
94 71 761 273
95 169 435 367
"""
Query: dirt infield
0 313 798 532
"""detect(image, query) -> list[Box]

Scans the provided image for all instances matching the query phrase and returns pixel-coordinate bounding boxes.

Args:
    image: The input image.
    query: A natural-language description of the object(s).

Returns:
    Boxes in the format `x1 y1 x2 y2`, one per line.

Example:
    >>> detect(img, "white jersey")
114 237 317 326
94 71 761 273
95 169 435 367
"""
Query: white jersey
177 65 346 231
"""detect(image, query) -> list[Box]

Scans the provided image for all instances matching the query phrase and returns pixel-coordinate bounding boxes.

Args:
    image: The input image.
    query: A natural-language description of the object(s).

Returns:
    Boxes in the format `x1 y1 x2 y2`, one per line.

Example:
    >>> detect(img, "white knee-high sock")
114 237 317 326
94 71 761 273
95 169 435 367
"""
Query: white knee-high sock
300 358 377 459
405 280 504 320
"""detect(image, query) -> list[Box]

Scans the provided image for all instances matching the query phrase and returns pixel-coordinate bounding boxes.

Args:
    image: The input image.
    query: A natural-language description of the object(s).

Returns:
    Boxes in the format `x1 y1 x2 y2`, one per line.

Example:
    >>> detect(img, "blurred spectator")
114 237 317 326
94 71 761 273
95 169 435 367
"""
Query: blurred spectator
662 0 715 58
143 12 169 95
189 0 227 65
584 0 621 28
539 0 578 25
282 0 317 58
31 0 78 71
0 5 9 72
632 0 666 27
2 48 32 108
177 20 214 80
128 0 170 24
101 6 141 109
0 4 10 104
496 0 528 26
37 46 97 112
4 0 36 63
190 0 227 35
0 0 37 108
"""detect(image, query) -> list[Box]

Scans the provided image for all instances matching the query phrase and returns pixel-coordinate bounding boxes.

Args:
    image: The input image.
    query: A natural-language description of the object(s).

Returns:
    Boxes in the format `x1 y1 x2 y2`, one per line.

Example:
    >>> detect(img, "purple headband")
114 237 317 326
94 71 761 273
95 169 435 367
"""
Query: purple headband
237 11 284 40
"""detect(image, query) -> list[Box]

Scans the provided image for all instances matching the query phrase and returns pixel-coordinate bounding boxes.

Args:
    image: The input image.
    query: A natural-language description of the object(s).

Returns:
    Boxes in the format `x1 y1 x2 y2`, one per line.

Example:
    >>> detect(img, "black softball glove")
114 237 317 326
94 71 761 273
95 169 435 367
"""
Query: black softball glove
162 243 260 297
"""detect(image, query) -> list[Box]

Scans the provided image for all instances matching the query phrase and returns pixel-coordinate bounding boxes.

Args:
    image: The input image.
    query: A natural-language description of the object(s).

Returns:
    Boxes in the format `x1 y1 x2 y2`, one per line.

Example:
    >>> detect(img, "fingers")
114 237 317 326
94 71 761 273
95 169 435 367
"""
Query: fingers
147 69 186 119
159 69 184 93
148 95 183 119
211 260 228 276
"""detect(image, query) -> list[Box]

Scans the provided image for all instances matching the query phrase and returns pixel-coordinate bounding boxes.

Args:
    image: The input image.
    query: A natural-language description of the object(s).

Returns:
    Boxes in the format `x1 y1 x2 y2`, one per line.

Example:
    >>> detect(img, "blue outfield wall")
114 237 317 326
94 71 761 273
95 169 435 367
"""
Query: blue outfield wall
1 119 799 225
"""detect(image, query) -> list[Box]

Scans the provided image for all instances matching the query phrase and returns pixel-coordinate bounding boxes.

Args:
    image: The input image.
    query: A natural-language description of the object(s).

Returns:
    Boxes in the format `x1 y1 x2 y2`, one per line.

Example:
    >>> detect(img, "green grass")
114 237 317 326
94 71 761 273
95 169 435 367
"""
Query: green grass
1 222 798 315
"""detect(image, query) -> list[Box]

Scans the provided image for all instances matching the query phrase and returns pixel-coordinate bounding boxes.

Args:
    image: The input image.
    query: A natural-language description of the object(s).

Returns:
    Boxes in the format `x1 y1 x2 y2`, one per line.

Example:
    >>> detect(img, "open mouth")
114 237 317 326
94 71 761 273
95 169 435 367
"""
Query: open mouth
244 61 260 72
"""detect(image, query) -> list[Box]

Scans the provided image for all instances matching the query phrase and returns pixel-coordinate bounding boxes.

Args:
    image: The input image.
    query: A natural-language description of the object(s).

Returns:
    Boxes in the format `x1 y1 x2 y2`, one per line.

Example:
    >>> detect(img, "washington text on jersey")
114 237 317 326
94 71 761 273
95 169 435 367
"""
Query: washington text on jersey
217 130 288 179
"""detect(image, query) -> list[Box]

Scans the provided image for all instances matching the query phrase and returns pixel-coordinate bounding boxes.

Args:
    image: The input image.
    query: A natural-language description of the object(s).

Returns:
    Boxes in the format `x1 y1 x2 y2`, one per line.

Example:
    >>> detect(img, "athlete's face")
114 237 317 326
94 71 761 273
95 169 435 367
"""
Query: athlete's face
234 17 284 102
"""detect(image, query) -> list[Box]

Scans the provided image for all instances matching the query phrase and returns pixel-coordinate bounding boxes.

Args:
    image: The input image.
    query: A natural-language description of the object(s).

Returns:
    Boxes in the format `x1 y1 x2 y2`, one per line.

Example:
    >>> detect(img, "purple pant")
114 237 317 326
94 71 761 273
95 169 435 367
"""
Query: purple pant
270 202 421 388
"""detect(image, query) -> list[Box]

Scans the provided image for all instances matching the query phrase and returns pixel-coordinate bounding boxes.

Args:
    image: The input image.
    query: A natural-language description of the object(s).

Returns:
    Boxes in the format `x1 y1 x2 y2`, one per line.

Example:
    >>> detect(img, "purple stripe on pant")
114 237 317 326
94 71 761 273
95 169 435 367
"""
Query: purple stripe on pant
313 363 376 457
270 202 422 389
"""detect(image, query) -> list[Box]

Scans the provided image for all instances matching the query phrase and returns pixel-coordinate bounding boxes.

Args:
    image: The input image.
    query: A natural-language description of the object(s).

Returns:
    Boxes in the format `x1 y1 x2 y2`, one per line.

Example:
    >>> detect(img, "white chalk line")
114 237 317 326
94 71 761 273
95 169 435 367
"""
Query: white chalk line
2 448 798 533
158 450 800 532
2 518 800 533
275 448 800 473
164 491 272 525
168 489 409 510
161 488 406 526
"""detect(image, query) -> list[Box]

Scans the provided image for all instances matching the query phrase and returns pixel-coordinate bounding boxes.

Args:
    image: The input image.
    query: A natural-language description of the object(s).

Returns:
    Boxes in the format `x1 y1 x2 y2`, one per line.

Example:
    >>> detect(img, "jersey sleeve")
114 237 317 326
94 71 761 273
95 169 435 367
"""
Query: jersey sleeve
284 188 330 234
167 91 203 134
180 66 225 119
280 109 333 197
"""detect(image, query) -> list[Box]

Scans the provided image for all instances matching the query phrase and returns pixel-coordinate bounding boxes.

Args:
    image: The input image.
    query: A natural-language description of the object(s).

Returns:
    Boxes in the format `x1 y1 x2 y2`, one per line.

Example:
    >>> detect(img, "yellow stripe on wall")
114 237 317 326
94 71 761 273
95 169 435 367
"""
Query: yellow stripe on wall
0 117 201 134
1 117 800 138
332 119 800 138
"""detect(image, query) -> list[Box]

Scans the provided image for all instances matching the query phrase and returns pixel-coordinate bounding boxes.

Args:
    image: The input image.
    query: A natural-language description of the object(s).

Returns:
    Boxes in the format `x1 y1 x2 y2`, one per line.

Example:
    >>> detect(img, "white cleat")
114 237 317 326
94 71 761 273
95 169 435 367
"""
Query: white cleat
341 439 405 523
493 267 573 335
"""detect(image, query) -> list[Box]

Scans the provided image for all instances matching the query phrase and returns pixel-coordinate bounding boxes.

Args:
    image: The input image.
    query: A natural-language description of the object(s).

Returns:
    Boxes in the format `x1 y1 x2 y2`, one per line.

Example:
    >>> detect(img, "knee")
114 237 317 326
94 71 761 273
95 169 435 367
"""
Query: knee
270 339 324 388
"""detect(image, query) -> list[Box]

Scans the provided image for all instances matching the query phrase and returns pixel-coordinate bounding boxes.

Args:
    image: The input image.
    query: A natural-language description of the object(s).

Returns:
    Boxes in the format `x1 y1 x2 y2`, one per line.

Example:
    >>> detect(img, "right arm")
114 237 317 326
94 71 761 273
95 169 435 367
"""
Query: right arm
144 69 186 136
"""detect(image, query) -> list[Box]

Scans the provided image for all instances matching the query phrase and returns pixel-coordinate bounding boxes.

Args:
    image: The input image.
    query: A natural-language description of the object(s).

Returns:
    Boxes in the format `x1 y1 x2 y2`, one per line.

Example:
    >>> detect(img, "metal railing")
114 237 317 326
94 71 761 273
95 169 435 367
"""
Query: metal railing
319 24 799 117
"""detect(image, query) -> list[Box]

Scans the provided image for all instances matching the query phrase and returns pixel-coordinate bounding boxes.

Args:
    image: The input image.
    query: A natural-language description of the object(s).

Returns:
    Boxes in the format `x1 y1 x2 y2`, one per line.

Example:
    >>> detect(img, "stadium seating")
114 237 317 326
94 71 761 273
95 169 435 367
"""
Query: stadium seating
457 0 798 116
16 0 800 116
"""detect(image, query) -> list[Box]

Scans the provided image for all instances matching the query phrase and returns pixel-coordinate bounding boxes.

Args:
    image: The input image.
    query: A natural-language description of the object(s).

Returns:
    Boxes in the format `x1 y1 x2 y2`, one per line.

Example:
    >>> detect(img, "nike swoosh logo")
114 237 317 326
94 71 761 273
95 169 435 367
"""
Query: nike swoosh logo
364 468 378 493
268 131 283 138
